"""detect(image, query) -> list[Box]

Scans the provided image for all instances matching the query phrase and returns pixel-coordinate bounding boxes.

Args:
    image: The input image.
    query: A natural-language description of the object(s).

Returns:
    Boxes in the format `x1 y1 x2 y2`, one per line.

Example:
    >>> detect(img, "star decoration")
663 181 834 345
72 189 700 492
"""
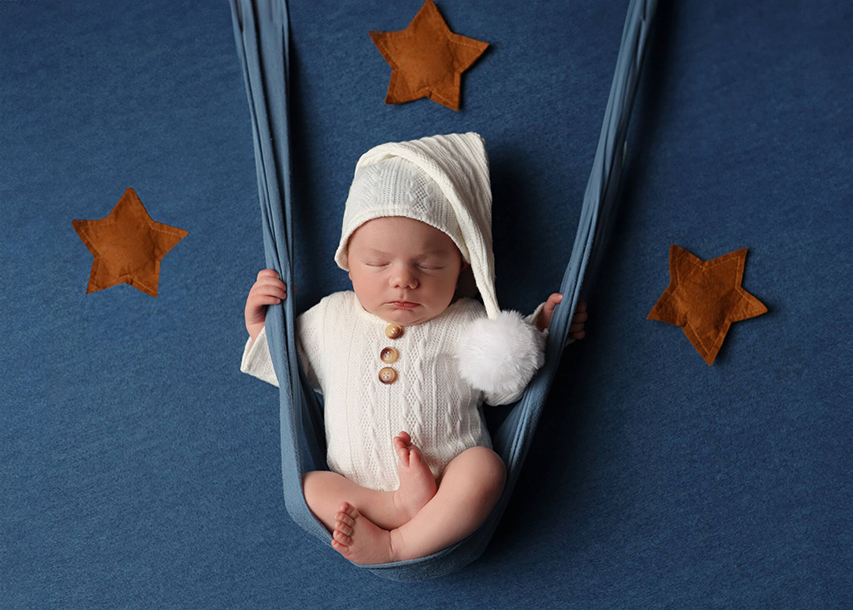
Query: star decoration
369 0 489 111
647 245 767 365
72 188 188 297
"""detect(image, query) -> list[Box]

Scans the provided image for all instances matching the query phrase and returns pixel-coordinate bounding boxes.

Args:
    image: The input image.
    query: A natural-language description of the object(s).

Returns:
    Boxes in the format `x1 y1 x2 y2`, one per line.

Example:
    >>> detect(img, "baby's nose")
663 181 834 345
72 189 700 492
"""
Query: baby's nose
391 268 418 289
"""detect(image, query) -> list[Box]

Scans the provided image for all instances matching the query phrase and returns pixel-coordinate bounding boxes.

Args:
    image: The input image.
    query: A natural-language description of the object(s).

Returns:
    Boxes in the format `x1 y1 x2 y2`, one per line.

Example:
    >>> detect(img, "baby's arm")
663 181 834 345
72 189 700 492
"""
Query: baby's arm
535 293 588 339
245 269 287 341
241 273 326 391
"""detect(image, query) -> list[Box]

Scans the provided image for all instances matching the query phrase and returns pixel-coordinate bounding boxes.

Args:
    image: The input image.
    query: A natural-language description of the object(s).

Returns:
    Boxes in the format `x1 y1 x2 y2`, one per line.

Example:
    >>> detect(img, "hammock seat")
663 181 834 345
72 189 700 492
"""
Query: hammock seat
230 0 659 581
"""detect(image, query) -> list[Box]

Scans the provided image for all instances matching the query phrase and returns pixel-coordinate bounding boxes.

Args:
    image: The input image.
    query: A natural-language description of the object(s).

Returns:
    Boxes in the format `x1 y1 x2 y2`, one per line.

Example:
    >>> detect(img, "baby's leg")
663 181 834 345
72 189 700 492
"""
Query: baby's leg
391 431 438 520
304 432 436 532
331 446 506 564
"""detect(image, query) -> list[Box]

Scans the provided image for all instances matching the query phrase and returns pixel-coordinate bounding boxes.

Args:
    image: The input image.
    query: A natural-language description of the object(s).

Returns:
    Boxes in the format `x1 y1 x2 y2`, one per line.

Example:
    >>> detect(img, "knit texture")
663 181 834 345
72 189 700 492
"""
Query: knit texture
241 292 531 491
336 156 466 265
334 133 501 319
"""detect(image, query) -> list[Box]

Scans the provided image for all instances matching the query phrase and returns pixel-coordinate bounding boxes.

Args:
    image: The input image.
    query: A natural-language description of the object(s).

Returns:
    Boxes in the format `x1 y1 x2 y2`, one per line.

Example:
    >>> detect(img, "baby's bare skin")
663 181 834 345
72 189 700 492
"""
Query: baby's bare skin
302 432 436 532
391 432 438 523
330 442 506 564
246 217 588 564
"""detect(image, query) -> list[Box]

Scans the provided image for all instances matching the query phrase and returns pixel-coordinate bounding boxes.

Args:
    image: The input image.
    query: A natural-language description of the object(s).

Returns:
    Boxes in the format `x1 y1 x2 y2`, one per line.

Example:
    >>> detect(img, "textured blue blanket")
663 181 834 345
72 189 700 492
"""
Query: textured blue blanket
2 0 850 607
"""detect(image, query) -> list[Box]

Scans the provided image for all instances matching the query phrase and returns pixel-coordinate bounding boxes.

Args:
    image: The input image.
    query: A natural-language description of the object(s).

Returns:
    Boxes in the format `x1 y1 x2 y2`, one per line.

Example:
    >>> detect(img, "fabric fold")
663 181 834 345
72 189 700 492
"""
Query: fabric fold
231 0 660 581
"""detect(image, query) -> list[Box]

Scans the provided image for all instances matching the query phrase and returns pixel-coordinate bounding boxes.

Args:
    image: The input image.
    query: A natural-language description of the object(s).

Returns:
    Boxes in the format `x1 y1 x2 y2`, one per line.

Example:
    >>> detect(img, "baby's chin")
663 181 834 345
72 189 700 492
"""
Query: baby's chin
375 304 442 326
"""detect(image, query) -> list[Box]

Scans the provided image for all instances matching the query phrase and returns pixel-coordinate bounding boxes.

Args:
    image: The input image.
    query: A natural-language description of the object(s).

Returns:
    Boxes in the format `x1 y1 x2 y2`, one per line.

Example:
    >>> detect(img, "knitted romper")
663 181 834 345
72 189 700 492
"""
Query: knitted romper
241 291 531 491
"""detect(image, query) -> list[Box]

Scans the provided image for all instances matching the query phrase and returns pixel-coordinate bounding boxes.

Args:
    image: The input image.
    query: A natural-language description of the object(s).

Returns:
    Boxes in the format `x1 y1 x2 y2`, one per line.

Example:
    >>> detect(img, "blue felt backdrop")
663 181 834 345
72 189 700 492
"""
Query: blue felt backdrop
2 0 851 607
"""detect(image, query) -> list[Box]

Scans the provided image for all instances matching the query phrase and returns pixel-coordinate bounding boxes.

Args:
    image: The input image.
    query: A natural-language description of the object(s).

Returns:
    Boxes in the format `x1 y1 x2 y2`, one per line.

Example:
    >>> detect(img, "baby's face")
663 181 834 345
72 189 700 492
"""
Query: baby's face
347 217 465 326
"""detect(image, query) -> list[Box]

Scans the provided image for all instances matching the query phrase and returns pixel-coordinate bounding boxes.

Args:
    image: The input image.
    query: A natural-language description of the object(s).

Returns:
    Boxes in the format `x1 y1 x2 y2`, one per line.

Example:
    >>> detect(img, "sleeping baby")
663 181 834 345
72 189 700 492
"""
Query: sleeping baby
241 133 587 564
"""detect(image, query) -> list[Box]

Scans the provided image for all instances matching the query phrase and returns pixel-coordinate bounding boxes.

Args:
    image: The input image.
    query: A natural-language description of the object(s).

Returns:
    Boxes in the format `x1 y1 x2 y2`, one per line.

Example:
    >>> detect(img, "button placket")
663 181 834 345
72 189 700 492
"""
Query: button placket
378 367 397 384
385 323 403 339
380 347 399 364
379 325 403 384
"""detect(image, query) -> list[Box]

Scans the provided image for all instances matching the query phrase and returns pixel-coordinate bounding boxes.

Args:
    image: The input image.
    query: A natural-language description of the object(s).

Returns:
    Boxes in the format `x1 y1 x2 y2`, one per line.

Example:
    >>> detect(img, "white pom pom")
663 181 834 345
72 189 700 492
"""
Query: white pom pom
456 311 546 395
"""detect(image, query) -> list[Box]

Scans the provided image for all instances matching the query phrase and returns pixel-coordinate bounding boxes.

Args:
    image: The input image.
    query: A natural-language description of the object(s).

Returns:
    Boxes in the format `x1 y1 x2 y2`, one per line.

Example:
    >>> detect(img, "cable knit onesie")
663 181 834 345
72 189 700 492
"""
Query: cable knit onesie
241 291 532 491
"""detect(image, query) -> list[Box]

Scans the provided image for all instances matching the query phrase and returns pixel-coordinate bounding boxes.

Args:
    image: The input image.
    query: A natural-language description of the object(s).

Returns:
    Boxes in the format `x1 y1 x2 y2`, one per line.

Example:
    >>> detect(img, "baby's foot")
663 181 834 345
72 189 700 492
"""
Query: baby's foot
392 432 437 523
331 502 398 565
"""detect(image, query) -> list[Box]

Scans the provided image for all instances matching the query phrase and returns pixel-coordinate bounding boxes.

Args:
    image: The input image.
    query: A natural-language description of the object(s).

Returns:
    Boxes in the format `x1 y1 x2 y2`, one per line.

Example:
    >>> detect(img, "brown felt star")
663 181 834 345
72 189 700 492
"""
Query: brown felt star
369 0 489 111
72 188 188 297
647 245 767 365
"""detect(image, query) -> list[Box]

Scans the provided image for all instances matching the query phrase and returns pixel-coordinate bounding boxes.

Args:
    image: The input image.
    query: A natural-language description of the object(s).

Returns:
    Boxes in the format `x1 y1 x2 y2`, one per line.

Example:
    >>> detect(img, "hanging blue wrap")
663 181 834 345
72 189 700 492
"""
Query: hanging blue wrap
231 0 659 581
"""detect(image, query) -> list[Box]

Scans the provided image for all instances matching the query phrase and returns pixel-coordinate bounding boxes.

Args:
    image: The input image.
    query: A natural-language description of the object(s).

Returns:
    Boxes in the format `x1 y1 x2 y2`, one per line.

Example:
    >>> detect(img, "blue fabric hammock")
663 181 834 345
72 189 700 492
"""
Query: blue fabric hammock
230 0 659 581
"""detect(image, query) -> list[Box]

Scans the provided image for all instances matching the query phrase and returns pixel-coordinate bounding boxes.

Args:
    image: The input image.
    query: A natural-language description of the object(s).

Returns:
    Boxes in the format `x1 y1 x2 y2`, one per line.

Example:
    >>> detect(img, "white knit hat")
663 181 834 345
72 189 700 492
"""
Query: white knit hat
335 132 500 319
335 133 545 395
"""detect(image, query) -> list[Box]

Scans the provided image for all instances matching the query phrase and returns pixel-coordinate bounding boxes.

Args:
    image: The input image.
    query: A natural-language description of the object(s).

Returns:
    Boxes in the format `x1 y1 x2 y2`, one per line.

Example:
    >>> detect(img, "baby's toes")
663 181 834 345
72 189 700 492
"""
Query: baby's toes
409 446 424 466
336 502 359 523
335 520 354 537
331 539 351 556
333 529 352 546
336 505 355 524
336 513 355 531
393 439 410 466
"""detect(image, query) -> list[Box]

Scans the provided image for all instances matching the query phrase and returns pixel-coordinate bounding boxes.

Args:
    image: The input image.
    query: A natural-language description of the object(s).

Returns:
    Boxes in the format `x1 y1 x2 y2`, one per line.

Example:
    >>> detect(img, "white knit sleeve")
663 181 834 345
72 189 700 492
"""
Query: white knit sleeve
240 326 279 387
524 300 576 348
483 385 525 407
525 301 546 327
240 300 327 391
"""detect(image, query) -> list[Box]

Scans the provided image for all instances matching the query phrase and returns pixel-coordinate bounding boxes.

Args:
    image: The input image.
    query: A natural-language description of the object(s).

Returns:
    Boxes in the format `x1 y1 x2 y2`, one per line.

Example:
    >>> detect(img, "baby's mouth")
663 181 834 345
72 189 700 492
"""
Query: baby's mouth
389 301 419 309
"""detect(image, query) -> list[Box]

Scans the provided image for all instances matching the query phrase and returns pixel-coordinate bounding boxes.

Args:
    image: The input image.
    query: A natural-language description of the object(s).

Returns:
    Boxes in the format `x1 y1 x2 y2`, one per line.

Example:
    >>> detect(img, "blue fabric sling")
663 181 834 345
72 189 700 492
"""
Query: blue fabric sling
230 0 659 581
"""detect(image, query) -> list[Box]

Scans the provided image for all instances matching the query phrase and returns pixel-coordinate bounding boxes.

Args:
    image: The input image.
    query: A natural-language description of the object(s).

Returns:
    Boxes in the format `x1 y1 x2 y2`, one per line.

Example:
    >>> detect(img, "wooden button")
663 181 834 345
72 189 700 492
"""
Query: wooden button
385 324 404 339
380 347 399 364
378 367 397 384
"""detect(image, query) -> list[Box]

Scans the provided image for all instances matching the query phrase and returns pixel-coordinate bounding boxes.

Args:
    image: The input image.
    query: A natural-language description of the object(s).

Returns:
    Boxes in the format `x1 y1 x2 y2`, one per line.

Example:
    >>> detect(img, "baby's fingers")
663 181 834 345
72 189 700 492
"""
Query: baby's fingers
250 284 287 302
256 269 280 281
254 269 289 290
252 294 284 306
257 282 287 298
251 275 287 295
570 301 587 340
544 293 563 312
535 293 564 331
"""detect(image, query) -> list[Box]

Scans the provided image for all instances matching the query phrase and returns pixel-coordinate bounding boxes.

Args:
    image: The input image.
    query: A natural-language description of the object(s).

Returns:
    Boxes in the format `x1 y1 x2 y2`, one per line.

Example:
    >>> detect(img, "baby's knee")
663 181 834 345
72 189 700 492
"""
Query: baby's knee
463 447 507 498
302 471 340 530
483 448 507 492
302 471 327 507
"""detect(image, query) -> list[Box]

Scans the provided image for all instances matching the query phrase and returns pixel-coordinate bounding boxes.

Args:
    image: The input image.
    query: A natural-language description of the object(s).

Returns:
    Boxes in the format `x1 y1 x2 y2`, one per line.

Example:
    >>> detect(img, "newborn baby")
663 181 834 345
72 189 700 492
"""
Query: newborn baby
241 133 587 564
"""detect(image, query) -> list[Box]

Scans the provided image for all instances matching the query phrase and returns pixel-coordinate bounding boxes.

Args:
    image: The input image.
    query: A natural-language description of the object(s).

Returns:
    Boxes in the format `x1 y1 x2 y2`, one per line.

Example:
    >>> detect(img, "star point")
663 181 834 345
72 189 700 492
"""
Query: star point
370 0 489 111
648 245 767 365
72 188 187 297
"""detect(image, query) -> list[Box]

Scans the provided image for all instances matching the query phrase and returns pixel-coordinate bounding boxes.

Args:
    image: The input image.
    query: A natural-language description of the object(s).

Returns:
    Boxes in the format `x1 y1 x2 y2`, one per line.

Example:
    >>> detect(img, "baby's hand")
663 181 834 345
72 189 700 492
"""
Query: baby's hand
245 269 287 341
536 293 588 340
